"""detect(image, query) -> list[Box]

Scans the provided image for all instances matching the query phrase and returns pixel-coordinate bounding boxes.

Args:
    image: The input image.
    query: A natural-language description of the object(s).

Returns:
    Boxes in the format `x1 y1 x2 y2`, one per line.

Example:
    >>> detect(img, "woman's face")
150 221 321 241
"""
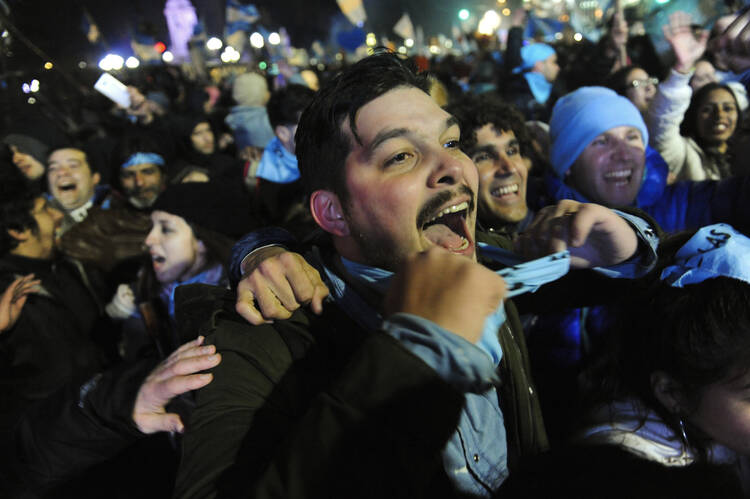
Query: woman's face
624 68 656 115
689 367 750 455
145 211 206 284
695 88 738 146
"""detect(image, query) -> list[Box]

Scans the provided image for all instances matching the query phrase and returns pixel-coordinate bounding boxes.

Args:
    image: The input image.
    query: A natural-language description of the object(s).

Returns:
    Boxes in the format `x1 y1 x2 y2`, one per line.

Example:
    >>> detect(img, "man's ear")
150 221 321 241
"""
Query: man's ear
651 371 687 415
275 125 291 144
310 190 349 236
532 60 545 73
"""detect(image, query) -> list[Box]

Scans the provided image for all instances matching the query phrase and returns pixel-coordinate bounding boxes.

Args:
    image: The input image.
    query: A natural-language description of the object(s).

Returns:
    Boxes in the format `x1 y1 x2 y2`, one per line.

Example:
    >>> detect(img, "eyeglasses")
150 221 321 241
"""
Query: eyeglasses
629 77 658 88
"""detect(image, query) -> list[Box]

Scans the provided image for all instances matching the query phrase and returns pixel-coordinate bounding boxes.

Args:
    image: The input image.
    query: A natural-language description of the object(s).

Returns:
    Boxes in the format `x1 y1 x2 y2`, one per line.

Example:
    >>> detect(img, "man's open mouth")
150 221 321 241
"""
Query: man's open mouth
491 183 519 199
420 200 473 253
57 182 77 192
603 169 632 186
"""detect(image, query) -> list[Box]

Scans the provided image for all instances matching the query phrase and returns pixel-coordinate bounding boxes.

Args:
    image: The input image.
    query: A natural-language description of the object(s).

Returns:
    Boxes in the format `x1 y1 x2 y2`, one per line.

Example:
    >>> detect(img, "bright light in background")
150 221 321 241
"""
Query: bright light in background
259 61 268 70
405 38 414 48
478 10 501 35
398 46 407 54
429 45 440 54
44 62 53 70
1 30 8 38
21 83 30 94
365 32 377 47
573 32 583 41
162 50 174 63
555 32 563 40
154 41 166 53
27 97 36 104
98 53 124 71
30 79 39 92
501 8 511 16
220 46 241 63
249 32 264 48
458 9 470 21
268 32 281 45
206 37 223 50
125 56 140 68
444 40 453 48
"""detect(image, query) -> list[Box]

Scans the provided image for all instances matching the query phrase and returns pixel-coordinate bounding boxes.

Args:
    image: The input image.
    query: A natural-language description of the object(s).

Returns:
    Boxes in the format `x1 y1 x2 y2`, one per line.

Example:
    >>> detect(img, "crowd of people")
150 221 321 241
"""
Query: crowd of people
2 4 750 498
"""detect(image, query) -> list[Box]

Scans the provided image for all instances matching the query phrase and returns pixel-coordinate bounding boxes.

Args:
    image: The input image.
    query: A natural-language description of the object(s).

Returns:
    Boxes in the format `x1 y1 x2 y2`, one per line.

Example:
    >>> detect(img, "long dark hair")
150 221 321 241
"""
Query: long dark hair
680 82 740 145
581 231 750 455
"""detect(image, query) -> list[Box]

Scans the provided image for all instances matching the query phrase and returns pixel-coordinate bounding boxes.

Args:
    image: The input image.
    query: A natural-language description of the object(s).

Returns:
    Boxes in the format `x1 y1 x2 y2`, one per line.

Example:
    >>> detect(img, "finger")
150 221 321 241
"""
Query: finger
154 352 221 383
235 284 268 325
258 265 302 311
566 205 598 247
253 284 293 321
160 344 217 372
309 282 330 316
136 413 185 434
156 369 216 401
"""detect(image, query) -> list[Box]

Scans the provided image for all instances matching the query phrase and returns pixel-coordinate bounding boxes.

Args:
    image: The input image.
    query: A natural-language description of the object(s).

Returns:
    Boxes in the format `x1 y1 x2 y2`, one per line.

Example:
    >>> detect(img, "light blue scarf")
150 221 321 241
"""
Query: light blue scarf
256 136 300 184
523 71 553 105
336 246 570 365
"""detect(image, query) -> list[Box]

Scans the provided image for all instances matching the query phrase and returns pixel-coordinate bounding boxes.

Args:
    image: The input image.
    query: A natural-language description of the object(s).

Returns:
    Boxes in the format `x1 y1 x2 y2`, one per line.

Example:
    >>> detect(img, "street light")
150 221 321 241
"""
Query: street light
458 9 470 20
249 32 264 49
268 32 281 45
206 37 223 50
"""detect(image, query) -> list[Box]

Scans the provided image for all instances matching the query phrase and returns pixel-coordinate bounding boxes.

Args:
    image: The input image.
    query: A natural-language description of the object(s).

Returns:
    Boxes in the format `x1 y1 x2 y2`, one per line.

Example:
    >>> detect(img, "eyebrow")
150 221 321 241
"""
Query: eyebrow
364 116 459 160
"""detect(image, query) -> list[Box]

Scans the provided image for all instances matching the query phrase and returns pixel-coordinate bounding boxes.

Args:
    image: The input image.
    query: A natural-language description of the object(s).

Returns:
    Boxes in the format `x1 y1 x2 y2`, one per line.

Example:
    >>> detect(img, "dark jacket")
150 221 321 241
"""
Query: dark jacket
0 254 112 439
175 232 548 499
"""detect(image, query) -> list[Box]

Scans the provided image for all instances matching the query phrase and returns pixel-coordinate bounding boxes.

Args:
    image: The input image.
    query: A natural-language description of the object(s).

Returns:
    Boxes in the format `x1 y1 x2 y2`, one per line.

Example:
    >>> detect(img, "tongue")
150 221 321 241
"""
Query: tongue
423 223 465 251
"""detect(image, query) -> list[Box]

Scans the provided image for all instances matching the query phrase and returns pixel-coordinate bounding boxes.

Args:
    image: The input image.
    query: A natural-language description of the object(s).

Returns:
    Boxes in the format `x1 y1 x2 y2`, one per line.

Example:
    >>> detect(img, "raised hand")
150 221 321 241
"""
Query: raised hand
0 274 40 333
384 248 507 344
514 200 638 269
132 336 221 434
662 11 708 73
235 246 329 325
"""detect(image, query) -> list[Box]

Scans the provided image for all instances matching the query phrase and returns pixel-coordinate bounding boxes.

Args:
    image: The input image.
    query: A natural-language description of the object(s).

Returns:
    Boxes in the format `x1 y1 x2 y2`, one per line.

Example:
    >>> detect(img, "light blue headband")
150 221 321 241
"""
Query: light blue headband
121 152 165 169
660 223 750 287
512 43 556 74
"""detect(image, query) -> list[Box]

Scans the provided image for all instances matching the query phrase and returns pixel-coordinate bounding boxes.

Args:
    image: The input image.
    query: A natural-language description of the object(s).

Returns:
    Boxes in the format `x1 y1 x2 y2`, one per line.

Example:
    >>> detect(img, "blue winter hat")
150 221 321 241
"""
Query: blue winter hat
513 43 556 74
549 86 648 178
660 224 750 288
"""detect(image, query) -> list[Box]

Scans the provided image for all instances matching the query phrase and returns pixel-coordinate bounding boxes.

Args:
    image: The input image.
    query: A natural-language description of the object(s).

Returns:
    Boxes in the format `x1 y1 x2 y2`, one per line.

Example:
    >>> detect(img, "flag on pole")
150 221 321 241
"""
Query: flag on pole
226 0 259 35
336 0 366 27
393 13 414 40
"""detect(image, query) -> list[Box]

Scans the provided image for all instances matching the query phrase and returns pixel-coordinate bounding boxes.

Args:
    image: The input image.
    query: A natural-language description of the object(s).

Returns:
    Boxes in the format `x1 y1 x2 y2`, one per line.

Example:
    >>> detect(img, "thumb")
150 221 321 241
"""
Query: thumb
137 412 185 434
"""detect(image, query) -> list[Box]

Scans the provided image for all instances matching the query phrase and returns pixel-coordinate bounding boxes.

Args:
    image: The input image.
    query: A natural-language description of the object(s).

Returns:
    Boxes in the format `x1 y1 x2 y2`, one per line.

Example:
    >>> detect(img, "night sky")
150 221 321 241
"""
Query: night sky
2 0 487 71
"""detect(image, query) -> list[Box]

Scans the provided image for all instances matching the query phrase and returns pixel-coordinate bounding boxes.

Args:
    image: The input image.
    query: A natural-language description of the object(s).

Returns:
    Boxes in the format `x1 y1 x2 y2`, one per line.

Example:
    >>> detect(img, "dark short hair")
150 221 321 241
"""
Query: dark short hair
445 94 534 159
680 82 740 142
0 160 38 256
603 65 639 97
112 135 165 188
48 145 98 174
267 84 315 130
295 50 430 204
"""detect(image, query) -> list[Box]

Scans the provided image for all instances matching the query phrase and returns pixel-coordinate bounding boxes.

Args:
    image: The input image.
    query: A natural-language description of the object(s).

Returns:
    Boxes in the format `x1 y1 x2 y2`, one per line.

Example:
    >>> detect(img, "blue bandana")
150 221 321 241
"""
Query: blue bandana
339 247 570 365
121 152 165 169
661 224 750 287
256 136 300 184
513 43 556 74
523 71 553 105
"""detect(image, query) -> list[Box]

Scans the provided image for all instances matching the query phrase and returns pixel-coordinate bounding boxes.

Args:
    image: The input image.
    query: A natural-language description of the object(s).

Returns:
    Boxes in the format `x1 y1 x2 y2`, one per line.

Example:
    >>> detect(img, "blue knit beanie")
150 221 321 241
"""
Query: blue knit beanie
513 43 556 74
549 86 648 178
